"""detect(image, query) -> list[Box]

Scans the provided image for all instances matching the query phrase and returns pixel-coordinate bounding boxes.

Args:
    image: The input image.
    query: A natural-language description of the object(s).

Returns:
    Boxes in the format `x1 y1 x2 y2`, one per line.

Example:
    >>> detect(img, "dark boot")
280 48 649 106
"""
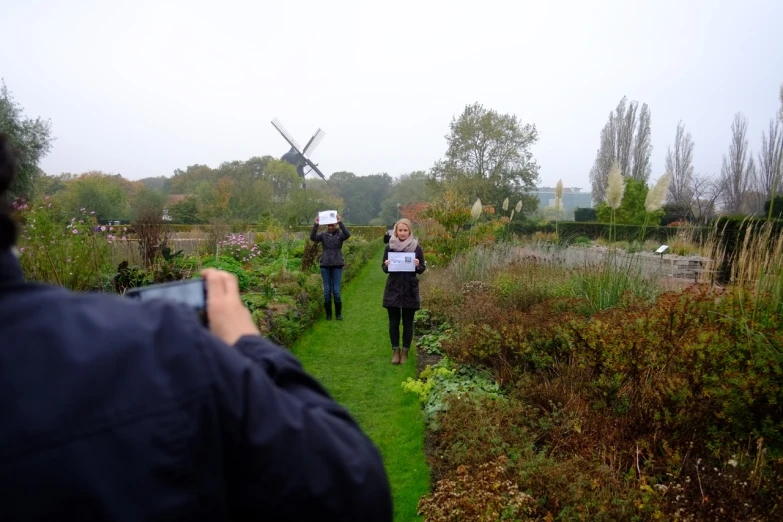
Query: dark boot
391 349 401 365
324 300 332 320
335 301 343 320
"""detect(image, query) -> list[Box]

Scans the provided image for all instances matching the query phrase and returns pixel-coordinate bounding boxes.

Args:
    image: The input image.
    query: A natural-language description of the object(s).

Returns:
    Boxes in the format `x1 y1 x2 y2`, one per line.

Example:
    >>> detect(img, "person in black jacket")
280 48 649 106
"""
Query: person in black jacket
0 132 392 522
383 224 393 244
311 213 351 320
382 218 426 365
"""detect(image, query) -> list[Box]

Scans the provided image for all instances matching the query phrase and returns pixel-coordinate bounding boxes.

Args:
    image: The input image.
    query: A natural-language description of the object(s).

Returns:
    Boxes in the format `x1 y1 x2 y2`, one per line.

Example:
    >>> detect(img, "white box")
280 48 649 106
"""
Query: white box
318 210 338 225
387 251 416 272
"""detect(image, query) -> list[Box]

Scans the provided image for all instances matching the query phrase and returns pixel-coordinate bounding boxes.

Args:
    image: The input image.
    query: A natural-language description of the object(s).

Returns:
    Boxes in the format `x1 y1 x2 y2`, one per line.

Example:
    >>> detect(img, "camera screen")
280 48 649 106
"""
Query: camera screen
132 281 205 309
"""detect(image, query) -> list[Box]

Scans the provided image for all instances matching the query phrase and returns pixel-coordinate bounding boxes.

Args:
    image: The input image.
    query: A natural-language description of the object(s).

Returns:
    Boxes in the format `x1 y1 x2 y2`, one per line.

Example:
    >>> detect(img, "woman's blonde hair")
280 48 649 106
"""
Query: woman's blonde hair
394 218 414 237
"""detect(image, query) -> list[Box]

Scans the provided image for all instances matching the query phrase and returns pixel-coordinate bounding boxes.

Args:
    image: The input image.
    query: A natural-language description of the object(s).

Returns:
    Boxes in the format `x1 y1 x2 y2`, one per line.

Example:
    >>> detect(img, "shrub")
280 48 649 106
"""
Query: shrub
574 207 597 222
218 232 261 263
201 255 250 291
417 456 534 522
402 358 504 430
15 199 117 291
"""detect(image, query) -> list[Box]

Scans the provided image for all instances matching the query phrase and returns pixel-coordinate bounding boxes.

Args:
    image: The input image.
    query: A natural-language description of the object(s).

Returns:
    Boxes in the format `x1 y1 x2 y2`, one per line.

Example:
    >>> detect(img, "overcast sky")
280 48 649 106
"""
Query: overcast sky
2 0 782 191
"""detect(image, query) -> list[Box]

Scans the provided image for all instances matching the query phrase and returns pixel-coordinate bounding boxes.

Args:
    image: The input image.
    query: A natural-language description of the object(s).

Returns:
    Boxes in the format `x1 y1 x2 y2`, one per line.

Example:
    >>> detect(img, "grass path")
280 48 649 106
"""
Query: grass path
291 247 429 521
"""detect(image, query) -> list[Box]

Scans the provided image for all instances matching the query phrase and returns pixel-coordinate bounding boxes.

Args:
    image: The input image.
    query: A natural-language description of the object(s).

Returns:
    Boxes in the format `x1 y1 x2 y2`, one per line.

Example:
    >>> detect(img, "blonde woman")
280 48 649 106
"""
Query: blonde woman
381 218 426 365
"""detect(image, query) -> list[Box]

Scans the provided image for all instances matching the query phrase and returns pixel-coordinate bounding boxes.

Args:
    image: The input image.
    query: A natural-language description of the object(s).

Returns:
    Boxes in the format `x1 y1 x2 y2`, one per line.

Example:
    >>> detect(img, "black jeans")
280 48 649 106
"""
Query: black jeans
387 307 416 351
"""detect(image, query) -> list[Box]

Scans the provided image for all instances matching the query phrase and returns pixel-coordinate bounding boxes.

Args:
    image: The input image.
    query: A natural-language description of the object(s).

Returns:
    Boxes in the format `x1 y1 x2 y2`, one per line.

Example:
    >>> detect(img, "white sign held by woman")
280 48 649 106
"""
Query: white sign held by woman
387 252 415 272
318 210 338 225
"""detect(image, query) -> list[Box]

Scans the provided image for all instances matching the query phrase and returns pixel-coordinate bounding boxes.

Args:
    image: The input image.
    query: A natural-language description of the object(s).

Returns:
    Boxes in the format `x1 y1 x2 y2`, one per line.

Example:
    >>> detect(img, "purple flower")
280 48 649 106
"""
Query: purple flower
100 226 106 232
72 229 79 234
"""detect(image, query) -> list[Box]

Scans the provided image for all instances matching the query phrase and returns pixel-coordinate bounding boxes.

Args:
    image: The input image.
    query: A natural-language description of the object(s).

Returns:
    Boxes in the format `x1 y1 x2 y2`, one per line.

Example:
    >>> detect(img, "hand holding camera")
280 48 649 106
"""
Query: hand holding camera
125 269 260 347
201 268 260 346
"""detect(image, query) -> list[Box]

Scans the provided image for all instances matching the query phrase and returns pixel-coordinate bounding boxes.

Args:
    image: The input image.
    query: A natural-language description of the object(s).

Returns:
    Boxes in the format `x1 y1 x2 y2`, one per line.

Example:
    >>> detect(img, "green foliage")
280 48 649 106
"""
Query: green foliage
168 196 201 224
556 220 710 243
415 321 453 356
573 207 597 222
595 177 661 225
329 171 393 224
430 102 540 211
764 196 783 219
422 258 783 518
0 80 54 200
569 251 659 312
200 255 250 291
374 171 432 225
402 357 504 430
15 201 115 291
130 187 166 222
113 261 152 294
55 172 134 221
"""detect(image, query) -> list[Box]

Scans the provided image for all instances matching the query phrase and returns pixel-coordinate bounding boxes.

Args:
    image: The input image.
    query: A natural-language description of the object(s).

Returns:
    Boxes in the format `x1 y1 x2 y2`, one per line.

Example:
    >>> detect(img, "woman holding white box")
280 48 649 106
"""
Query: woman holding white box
381 218 426 365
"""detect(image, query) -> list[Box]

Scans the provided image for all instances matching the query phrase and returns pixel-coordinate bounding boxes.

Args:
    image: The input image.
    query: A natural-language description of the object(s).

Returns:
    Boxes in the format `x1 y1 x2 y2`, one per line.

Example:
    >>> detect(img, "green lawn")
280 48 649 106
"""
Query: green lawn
291 247 430 522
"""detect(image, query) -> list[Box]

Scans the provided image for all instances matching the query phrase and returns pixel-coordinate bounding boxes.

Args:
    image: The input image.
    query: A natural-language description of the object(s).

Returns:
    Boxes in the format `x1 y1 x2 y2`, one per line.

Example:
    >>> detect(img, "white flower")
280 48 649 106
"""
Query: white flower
471 198 483 219
605 162 625 210
502 197 509 211
728 459 738 468
645 172 673 212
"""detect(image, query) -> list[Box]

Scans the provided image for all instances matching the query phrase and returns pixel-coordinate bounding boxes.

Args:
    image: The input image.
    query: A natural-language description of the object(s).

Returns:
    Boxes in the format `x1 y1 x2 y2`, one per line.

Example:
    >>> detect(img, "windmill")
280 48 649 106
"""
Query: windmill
271 118 329 188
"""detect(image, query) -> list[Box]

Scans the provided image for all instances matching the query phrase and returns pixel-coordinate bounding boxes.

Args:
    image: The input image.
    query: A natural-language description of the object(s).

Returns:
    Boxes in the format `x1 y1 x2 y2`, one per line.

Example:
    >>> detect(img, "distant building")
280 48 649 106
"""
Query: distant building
529 186 593 213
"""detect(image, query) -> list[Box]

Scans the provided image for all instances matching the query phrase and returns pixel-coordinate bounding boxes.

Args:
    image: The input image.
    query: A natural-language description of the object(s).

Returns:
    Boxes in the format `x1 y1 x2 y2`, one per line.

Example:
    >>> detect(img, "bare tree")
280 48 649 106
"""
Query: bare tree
630 103 652 182
589 96 652 204
719 113 756 215
690 173 723 223
665 121 695 218
757 118 783 203
779 82 783 122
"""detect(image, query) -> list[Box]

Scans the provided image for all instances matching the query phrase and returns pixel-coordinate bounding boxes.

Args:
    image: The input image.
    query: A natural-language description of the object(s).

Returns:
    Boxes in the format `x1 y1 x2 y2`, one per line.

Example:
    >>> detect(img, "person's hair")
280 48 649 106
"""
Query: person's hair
0 131 19 249
394 218 413 237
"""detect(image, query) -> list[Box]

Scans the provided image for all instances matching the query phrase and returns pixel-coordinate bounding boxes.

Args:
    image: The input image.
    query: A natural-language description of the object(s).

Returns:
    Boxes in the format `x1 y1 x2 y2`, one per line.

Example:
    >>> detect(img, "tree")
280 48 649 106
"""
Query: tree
779 82 783 122
431 102 540 209
137 176 171 193
665 121 695 220
168 197 201 224
0 79 54 199
281 185 343 225
596 177 655 225
375 171 432 225
589 97 652 204
757 118 783 204
56 172 134 221
719 113 756 215
168 164 216 195
130 187 166 222
690 173 723 223
329 172 393 224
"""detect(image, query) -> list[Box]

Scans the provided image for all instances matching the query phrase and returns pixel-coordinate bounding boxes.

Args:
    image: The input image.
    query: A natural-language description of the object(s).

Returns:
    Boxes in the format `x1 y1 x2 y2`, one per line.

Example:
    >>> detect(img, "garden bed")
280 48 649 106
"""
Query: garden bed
406 242 783 521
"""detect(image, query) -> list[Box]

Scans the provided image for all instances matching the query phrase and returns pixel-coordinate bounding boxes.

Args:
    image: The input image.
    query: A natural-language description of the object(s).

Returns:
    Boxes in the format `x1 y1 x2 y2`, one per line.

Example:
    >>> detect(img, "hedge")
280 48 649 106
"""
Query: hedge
509 221 712 243
713 215 783 283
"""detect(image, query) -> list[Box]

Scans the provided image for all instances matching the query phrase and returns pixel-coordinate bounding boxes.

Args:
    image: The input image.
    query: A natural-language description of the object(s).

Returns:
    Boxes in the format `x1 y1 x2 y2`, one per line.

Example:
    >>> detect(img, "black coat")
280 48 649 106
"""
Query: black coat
381 244 426 309
0 249 392 521
311 222 351 267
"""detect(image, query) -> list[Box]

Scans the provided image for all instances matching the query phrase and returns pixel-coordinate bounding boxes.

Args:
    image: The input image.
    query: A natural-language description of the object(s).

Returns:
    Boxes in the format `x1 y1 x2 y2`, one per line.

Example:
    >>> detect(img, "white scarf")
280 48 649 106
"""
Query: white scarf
389 235 418 252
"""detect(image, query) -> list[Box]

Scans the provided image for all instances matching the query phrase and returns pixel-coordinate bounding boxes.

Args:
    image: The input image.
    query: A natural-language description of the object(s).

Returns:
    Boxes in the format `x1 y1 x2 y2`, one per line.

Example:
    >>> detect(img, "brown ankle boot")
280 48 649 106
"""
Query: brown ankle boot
391 349 401 365
400 350 408 364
